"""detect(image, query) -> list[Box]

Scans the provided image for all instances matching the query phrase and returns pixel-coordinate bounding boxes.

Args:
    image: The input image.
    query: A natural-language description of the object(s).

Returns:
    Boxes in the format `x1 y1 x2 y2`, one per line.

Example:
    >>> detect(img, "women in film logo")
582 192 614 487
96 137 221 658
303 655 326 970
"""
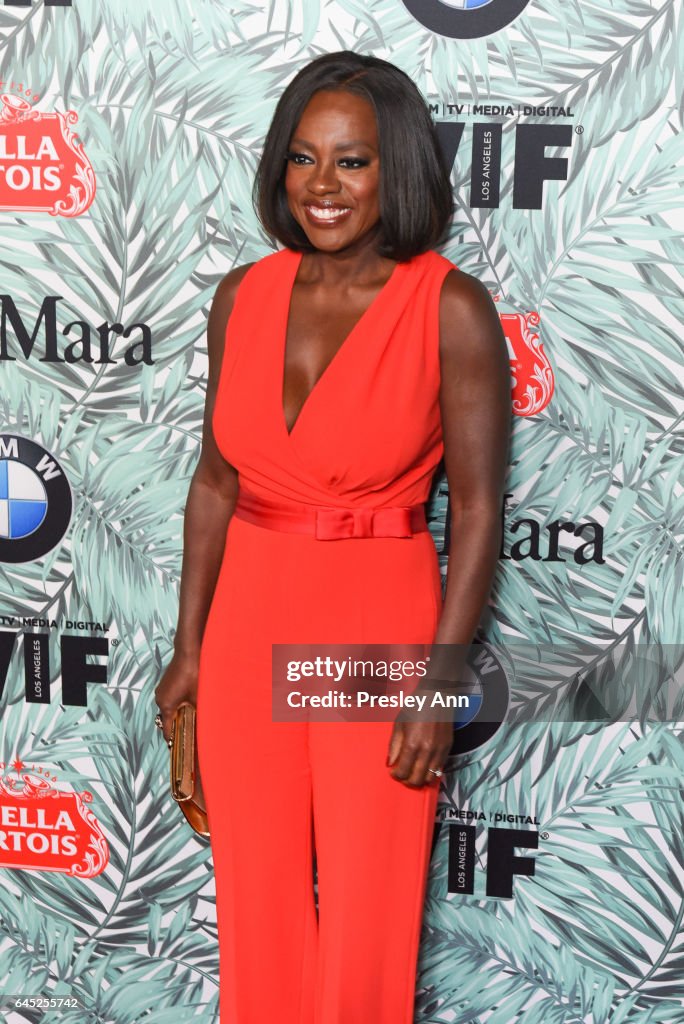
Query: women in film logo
0 85 94 217
403 0 533 38
0 435 72 563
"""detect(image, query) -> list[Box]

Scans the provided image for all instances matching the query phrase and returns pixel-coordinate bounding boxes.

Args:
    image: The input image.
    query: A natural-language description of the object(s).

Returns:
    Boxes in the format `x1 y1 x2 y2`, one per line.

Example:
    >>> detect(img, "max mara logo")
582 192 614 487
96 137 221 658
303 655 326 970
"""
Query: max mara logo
0 296 154 365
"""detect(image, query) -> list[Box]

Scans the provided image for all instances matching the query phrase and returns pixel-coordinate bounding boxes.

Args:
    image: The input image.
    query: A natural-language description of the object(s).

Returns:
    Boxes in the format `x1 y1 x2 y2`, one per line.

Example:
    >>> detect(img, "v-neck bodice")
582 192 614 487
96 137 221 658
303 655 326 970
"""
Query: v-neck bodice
280 251 404 438
212 245 457 510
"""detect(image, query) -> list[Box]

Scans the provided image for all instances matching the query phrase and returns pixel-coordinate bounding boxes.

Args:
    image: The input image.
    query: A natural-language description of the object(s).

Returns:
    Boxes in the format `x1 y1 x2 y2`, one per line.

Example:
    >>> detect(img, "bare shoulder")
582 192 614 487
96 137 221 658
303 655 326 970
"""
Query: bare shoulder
207 262 255 370
438 266 507 364
210 262 256 321
439 266 494 311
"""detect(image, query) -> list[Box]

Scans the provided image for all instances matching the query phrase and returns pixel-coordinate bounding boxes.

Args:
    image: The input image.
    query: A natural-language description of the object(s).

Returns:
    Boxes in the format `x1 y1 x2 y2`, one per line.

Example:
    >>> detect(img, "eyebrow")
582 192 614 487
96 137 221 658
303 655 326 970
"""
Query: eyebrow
289 137 376 152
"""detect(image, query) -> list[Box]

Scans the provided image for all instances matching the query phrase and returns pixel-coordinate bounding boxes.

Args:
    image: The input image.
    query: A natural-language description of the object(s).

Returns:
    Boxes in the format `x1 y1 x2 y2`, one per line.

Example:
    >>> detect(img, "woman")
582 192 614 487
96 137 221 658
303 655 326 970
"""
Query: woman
155 51 510 1024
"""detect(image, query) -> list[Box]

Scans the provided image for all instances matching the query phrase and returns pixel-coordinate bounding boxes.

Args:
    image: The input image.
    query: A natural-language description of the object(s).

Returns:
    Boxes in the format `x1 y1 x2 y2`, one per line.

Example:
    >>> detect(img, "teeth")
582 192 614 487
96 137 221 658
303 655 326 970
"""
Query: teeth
307 206 349 220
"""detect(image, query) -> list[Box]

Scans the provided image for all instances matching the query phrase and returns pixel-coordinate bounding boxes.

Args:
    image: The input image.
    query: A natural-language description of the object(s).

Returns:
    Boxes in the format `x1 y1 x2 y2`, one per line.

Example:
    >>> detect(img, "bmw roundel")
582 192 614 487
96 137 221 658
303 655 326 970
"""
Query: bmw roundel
402 0 533 38
449 639 509 755
0 435 72 563
440 0 496 6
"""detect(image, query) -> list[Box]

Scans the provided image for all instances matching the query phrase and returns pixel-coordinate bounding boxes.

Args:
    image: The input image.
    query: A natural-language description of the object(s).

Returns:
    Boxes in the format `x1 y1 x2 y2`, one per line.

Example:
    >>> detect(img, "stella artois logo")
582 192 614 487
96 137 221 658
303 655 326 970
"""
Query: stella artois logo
0 90 95 217
494 300 553 416
0 760 109 877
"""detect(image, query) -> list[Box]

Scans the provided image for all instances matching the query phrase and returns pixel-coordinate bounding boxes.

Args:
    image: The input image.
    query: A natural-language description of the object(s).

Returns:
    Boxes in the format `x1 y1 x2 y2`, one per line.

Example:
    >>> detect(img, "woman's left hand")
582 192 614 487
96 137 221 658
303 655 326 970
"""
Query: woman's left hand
386 716 452 788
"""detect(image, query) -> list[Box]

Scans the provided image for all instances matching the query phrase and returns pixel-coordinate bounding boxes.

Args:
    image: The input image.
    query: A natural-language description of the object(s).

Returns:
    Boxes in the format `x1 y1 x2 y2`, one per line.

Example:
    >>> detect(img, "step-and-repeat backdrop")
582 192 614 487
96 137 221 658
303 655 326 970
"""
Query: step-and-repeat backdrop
0 2 682 1022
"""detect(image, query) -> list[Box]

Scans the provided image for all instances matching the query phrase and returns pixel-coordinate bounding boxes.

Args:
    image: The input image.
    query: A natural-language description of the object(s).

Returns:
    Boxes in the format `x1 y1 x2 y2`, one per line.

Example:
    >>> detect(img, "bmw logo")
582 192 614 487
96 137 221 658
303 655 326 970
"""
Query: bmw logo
449 639 509 755
402 0 533 38
0 435 72 563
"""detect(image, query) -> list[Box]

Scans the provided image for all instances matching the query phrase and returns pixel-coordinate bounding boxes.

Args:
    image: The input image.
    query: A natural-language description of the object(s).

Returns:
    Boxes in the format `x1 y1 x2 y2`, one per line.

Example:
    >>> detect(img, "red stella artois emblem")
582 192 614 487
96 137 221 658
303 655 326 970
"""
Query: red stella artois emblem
0 92 95 217
494 303 554 416
0 760 109 878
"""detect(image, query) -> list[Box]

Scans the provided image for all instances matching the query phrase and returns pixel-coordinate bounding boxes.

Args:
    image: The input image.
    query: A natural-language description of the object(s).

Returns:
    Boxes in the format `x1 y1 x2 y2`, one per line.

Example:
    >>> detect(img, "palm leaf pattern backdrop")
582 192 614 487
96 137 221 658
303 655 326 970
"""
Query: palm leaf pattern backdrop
0 1 682 1021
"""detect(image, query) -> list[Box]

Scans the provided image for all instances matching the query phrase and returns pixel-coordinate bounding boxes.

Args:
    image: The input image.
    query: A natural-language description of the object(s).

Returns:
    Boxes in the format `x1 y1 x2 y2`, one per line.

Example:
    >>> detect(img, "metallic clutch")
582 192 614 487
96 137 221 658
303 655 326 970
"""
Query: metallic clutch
170 701 210 838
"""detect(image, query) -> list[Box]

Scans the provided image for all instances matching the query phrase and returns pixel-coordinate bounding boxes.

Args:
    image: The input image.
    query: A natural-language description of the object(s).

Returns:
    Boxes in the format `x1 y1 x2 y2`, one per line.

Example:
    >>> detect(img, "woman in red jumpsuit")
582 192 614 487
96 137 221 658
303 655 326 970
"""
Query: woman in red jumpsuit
155 51 511 1024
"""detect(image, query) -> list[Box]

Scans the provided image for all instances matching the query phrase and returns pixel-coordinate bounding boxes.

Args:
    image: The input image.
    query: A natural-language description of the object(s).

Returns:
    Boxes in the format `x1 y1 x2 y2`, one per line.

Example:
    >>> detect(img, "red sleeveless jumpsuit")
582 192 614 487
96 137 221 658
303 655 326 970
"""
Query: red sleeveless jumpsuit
197 245 456 1024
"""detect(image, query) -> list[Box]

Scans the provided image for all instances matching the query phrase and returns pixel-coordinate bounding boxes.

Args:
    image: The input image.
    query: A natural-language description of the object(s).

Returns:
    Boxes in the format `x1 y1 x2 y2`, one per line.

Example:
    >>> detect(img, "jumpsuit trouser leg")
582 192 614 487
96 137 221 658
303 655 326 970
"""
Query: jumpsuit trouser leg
198 706 319 1024
309 718 439 1024
199 690 439 1024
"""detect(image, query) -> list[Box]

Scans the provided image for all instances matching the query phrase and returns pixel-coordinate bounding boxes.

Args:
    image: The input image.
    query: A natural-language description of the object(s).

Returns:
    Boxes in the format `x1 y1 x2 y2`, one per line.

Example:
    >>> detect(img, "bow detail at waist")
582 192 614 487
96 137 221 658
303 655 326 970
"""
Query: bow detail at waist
315 505 414 540
233 486 428 540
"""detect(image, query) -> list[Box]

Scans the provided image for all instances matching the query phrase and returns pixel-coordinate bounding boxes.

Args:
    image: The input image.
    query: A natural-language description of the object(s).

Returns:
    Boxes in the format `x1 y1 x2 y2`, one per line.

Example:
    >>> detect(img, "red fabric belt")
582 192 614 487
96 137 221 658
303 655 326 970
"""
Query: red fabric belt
233 486 428 541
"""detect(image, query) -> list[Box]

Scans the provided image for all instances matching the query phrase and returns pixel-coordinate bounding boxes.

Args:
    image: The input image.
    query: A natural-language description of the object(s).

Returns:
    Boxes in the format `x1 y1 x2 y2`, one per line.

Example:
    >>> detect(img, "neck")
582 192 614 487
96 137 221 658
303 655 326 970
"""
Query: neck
299 232 395 287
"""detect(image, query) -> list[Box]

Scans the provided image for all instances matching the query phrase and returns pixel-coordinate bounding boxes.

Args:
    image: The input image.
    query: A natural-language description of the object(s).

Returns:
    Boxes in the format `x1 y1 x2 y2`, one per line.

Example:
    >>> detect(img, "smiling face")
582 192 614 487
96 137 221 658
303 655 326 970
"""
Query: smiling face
284 89 382 255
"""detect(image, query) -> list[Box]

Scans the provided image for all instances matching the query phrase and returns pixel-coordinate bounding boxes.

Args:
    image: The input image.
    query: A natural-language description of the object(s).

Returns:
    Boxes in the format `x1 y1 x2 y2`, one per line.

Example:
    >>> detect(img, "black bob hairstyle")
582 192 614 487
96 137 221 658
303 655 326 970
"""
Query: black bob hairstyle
252 51 454 262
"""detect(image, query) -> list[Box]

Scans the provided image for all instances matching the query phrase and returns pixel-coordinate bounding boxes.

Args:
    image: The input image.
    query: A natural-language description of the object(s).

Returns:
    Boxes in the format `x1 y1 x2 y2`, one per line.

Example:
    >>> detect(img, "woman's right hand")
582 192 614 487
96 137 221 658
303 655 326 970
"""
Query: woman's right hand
153 650 201 748
154 651 208 813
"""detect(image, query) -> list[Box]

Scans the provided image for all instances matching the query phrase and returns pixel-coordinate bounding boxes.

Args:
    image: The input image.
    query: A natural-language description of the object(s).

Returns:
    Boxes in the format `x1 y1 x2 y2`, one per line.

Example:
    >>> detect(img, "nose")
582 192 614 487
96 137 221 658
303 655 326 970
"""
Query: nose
306 159 341 195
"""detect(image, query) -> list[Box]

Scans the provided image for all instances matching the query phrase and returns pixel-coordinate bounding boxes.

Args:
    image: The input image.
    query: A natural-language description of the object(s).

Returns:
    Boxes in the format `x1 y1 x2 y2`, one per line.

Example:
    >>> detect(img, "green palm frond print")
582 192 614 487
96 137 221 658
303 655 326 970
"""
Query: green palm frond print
0 1 682 1022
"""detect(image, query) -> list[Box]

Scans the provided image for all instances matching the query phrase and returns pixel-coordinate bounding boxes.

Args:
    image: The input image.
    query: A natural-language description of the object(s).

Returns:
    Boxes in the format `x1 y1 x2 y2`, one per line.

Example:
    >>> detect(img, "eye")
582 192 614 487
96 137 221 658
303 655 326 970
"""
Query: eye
284 152 370 169
285 151 312 165
338 157 369 169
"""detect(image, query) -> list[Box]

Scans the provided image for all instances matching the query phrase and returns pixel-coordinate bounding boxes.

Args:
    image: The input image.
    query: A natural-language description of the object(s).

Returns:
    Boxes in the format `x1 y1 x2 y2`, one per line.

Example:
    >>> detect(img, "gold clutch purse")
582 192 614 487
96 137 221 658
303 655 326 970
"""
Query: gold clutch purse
170 701 210 838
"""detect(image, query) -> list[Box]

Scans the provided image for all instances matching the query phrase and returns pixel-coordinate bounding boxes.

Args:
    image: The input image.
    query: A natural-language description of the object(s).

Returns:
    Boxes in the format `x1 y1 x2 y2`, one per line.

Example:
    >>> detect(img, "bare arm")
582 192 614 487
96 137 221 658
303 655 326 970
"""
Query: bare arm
172 266 253 659
155 263 253 741
432 269 511 648
388 268 512 785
